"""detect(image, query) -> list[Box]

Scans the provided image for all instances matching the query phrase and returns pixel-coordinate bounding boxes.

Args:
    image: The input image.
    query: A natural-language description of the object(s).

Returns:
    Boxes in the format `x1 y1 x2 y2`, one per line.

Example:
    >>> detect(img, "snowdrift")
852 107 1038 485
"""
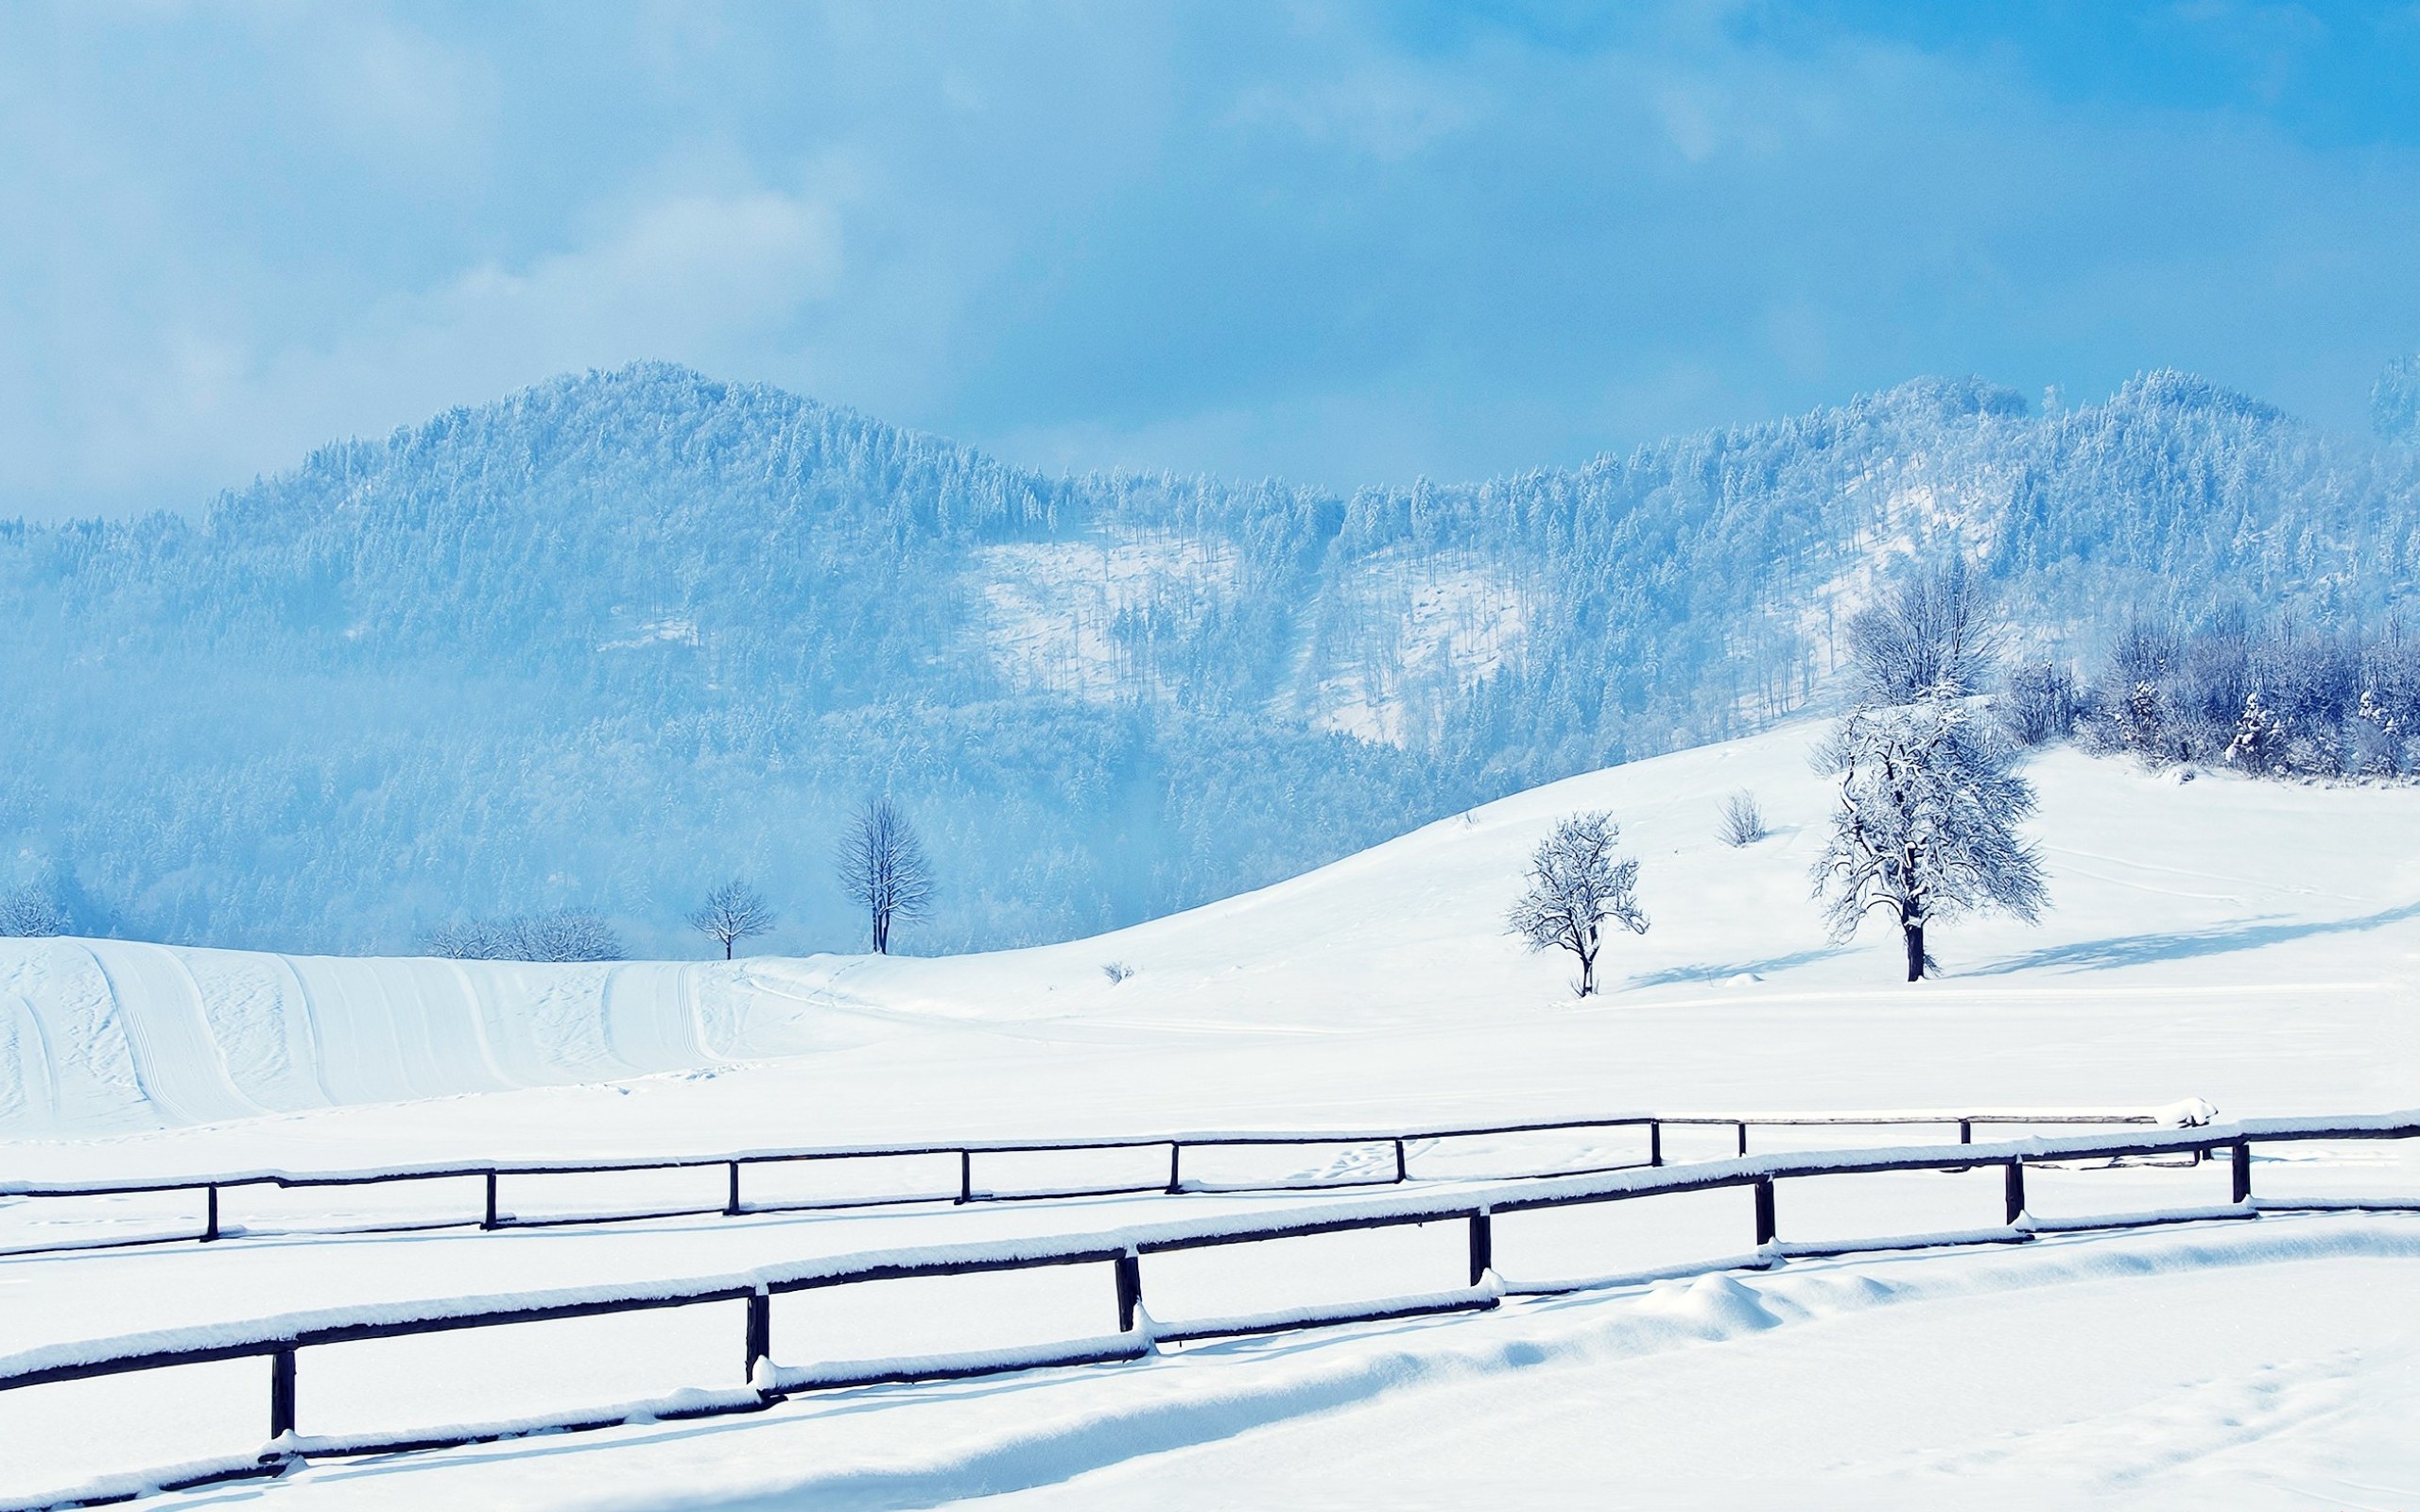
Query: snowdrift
0 950 844 1135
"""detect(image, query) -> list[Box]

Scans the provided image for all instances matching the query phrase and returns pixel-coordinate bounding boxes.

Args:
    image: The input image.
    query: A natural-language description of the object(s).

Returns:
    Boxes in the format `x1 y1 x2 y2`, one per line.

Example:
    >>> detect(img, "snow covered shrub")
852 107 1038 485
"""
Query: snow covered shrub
1508 812 1650 997
2115 681 2172 760
421 910 623 961
420 919 506 958
2223 690 2280 773
1998 660 2078 747
1810 694 2047 982
510 910 625 962
0 884 69 937
2079 623 2184 764
2349 691 2401 776
1717 791 1766 847
1101 961 1134 985
2280 730 2344 780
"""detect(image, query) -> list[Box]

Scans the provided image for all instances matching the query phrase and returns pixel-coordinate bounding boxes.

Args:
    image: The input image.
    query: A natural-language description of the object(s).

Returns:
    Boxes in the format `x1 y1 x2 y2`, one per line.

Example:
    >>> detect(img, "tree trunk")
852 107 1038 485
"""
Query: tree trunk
1903 919 1925 982
724 939 733 961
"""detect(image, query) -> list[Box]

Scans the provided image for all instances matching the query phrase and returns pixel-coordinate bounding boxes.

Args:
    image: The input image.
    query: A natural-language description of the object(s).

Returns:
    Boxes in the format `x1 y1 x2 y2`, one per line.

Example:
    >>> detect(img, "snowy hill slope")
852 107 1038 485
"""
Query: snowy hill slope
7 721 2416 1174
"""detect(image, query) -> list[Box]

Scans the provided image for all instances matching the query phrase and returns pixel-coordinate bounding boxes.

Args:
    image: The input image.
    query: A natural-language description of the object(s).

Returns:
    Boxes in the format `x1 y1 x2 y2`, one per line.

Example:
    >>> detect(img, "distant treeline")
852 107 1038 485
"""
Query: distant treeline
2009 612 2420 779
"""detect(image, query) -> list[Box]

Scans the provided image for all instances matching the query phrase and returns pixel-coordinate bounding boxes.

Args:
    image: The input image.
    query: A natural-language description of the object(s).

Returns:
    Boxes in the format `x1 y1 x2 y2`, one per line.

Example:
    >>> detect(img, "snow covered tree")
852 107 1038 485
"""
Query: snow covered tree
1844 557 1998 705
2377 352 2420 445
1810 694 2047 982
838 797 933 955
1507 812 1650 996
688 880 775 959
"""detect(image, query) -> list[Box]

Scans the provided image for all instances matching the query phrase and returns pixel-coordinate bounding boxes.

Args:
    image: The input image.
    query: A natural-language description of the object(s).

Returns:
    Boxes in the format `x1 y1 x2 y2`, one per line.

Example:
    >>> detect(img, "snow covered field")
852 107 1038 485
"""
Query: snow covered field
5 721 2419 1506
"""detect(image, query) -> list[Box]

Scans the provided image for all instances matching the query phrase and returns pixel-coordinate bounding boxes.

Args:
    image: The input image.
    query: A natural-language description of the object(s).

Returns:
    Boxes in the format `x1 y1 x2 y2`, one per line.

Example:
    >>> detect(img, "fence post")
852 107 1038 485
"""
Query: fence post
1958 1119 1972 1145
1166 1143 1183 1195
2232 1142 2253 1204
2003 1160 2027 1226
1753 1177 1775 1246
1115 1252 1144 1332
957 1150 974 1206
203 1184 220 1243
1393 1139 1409 1183
1467 1211 1494 1286
744 1290 771 1385
481 1171 500 1230
268 1346 298 1442
725 1161 743 1217
1649 1121 1662 1168
1736 1121 1749 1158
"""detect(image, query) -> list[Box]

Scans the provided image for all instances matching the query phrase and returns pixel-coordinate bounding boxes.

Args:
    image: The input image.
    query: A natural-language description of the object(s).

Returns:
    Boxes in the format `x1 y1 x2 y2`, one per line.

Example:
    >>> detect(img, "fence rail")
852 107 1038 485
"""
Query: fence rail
0 1106 2192 1259
1 1109 2408 1512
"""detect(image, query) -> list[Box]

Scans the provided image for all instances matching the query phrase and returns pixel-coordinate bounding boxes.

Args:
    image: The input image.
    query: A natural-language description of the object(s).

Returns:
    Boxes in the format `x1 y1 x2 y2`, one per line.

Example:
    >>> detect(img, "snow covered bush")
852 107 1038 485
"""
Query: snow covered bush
1999 659 2079 747
421 910 623 962
1508 812 1650 997
1810 693 2048 982
1717 791 1766 847
0 884 69 937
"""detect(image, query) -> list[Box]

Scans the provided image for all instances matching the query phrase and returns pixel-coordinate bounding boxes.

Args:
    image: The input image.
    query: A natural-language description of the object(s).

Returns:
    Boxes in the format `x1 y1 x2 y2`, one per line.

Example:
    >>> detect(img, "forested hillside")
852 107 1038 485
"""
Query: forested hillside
3 364 2414 955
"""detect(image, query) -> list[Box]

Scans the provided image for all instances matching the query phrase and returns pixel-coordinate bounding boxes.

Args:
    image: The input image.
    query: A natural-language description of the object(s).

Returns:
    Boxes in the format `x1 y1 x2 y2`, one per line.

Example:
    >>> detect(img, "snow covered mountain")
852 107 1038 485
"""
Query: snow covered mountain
3 365 2416 957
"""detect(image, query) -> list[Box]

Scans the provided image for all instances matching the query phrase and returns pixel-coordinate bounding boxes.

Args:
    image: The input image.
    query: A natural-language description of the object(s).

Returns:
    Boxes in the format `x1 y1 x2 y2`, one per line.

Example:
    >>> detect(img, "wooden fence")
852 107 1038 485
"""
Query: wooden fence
1 1110 2408 1511
0 1107 2177 1258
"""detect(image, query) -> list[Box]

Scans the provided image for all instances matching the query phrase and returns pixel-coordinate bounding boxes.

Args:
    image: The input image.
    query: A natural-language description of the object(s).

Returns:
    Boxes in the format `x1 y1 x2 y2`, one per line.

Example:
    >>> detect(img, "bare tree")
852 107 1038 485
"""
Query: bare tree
1507 812 1650 997
837 796 933 954
1846 557 1999 705
688 880 775 960
1810 695 2047 981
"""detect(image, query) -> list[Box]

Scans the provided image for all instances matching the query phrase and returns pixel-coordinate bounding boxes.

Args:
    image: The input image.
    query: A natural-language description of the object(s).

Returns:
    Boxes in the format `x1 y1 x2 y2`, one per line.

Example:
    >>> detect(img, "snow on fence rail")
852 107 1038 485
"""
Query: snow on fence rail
0 1109 2406 1512
0 1102 2208 1259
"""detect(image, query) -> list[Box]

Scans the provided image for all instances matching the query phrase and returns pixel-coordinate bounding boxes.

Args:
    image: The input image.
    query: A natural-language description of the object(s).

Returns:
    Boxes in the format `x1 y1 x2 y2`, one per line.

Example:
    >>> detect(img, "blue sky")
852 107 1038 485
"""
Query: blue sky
2 1 2417 519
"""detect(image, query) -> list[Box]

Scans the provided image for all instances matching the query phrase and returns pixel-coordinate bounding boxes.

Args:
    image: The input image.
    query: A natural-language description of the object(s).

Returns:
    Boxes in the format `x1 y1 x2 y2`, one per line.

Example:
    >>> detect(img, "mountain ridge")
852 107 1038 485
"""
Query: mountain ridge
2 362 2414 956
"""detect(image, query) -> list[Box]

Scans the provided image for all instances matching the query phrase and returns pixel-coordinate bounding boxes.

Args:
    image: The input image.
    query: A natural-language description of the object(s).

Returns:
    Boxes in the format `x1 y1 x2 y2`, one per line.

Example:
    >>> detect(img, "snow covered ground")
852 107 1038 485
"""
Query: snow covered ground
6 720 2414 1176
5 721 2419 1506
